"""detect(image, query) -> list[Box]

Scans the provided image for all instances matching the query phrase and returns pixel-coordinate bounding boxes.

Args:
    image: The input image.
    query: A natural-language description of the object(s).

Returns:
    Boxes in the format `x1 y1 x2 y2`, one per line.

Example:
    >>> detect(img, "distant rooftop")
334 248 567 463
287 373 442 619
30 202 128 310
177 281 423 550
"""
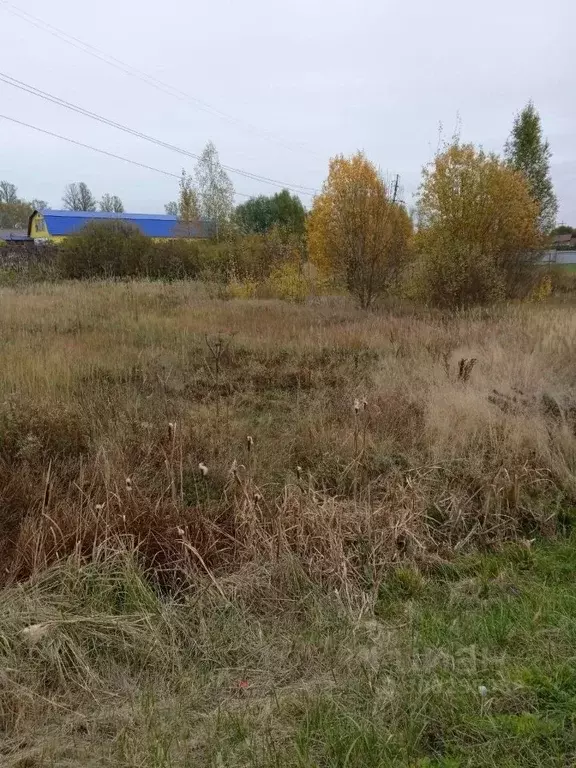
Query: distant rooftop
39 210 180 221
0 229 29 241
31 209 215 239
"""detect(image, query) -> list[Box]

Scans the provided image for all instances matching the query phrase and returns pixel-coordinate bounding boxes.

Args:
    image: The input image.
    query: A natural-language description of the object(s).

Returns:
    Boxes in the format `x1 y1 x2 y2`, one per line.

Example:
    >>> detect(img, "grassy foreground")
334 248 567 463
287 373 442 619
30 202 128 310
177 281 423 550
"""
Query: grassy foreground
3 538 576 766
1 280 576 765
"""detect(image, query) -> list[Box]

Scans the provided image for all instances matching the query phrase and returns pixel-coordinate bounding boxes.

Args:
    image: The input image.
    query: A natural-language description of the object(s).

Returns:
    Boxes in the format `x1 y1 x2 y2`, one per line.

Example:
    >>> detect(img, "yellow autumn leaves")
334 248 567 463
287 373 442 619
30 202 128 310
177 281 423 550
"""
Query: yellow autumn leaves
307 142 543 308
307 153 412 308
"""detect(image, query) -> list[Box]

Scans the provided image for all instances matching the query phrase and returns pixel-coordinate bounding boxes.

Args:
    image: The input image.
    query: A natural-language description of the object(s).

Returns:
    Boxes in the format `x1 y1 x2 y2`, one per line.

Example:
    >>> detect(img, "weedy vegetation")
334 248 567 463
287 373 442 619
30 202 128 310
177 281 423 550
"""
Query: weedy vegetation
0 280 576 766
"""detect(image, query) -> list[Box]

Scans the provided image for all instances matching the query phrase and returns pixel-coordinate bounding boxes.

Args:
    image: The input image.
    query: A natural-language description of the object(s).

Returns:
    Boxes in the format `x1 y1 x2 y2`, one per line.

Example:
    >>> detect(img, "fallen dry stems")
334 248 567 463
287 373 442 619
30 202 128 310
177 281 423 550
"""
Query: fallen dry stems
0 282 574 588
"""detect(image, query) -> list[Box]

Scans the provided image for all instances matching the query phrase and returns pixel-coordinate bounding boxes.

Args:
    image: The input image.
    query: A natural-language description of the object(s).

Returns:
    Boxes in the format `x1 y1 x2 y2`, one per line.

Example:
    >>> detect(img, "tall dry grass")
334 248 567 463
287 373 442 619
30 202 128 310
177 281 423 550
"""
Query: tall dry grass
1 280 575 589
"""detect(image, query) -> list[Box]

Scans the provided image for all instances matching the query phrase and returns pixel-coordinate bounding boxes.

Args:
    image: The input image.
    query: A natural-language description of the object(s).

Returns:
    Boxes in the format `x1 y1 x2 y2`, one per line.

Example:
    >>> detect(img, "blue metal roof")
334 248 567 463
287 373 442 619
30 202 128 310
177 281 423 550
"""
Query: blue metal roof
32 210 214 238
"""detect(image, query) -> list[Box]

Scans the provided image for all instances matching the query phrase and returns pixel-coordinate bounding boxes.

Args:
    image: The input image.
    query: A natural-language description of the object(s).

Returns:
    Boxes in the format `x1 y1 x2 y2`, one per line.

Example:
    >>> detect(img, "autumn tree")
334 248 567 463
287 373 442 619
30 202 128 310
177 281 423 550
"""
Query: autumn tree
62 182 97 212
414 141 542 308
195 141 234 236
177 169 200 235
505 102 557 233
307 152 413 308
99 193 124 213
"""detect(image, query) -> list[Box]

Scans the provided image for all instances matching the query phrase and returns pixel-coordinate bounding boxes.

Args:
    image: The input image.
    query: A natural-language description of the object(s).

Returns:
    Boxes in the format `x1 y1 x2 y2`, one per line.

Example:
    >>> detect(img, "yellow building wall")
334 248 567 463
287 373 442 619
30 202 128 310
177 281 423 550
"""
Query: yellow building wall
28 212 202 242
29 212 53 239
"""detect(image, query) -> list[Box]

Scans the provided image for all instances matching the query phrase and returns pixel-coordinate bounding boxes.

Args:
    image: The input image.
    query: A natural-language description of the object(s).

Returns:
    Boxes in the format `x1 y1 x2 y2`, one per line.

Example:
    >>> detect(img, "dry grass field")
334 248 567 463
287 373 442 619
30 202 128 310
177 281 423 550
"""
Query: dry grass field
2 280 576 766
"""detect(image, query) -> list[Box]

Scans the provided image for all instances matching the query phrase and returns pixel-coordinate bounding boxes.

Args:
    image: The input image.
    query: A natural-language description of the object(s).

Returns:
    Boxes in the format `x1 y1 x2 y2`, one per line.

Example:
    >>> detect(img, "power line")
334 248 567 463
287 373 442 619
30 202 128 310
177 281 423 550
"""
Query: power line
0 71 317 196
0 112 253 198
0 0 320 158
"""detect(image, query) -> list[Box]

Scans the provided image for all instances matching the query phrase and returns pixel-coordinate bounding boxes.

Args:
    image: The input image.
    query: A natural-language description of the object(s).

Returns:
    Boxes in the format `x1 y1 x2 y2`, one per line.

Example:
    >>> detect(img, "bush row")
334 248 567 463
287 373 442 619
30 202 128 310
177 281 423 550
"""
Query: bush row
1 221 306 284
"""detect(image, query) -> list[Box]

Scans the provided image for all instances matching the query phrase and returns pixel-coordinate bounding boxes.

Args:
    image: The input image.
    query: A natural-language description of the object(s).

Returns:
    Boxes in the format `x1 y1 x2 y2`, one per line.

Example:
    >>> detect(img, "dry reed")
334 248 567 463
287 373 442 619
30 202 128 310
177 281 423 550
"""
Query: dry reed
0 280 575 589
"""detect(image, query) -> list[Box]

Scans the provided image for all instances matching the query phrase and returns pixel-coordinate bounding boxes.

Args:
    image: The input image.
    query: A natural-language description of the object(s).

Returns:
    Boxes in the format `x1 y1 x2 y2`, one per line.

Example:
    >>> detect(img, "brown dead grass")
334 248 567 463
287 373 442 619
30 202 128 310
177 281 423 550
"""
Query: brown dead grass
0 280 575 588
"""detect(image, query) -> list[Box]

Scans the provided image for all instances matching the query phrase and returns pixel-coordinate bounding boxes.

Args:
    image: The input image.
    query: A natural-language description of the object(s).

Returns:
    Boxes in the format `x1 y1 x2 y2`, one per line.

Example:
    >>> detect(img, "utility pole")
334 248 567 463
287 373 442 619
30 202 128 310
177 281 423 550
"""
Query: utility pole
392 174 400 204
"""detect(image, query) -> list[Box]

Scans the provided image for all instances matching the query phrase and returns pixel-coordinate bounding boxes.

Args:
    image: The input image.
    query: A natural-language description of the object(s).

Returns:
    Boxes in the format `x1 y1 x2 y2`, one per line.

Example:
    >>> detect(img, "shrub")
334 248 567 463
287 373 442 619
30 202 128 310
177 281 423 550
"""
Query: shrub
195 231 305 285
59 220 152 279
548 265 576 295
529 272 553 302
227 277 258 299
413 141 542 308
148 239 202 279
266 261 309 302
0 242 60 285
59 222 207 280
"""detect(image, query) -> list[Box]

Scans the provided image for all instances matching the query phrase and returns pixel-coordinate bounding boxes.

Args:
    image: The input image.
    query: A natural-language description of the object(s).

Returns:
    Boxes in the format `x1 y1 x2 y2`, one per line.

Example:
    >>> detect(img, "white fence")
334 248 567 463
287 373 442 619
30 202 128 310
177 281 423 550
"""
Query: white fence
542 250 576 265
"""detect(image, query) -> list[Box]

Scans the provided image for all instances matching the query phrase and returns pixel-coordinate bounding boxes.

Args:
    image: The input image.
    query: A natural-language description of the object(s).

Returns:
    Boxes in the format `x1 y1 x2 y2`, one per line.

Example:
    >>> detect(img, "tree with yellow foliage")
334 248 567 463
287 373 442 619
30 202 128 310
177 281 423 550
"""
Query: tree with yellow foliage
414 141 542 308
307 152 413 308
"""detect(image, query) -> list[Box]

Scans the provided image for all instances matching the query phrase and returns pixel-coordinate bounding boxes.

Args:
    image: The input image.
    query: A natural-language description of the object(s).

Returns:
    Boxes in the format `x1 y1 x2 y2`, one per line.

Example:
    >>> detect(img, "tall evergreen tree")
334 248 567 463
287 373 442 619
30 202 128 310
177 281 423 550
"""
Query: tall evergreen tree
504 101 557 233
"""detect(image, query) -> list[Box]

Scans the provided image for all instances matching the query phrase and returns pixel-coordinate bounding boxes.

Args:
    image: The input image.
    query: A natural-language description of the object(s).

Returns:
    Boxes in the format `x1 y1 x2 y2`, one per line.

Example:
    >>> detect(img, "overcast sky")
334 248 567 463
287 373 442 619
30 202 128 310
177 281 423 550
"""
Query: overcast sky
1 0 574 221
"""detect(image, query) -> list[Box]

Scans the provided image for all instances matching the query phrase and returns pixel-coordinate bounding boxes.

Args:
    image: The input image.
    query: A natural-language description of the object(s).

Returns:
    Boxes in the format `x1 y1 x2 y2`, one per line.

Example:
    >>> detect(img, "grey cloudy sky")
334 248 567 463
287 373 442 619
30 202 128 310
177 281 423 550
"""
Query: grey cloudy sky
1 0 574 220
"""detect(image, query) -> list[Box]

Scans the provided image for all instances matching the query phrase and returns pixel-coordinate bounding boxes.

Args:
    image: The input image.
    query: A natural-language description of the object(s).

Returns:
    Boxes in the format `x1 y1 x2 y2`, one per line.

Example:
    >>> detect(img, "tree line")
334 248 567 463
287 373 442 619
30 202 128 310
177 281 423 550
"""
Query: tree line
307 101 565 308
0 139 305 237
0 179 126 228
0 181 48 229
2 102 571 310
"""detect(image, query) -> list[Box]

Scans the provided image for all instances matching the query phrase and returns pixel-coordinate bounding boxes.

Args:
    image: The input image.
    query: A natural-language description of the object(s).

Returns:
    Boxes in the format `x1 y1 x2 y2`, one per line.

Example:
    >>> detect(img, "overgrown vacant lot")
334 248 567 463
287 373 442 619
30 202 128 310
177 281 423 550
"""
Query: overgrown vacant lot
2 281 576 766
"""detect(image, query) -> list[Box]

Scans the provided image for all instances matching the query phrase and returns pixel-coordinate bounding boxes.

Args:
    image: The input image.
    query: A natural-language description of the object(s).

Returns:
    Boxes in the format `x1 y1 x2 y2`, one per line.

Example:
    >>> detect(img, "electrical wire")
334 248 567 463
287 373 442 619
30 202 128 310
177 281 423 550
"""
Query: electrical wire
0 112 253 197
0 0 320 158
0 71 317 196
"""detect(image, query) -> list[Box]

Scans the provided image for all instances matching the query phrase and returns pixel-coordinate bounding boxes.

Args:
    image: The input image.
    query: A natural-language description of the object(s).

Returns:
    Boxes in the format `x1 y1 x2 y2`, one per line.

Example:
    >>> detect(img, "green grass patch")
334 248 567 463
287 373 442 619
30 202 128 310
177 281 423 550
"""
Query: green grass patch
3 536 576 765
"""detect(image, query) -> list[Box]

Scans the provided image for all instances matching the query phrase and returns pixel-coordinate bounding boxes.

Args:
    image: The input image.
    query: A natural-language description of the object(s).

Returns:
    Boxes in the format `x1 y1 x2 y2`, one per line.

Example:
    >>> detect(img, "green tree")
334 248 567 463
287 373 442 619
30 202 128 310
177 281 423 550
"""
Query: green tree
99 193 124 213
195 141 234 236
504 101 557 233
236 189 306 236
62 182 97 212
235 195 272 234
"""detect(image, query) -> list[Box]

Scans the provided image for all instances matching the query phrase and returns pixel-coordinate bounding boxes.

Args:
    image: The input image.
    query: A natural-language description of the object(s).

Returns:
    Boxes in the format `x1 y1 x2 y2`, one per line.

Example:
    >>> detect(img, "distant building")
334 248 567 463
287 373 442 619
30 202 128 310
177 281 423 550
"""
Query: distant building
551 232 576 250
0 229 31 242
28 210 215 241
